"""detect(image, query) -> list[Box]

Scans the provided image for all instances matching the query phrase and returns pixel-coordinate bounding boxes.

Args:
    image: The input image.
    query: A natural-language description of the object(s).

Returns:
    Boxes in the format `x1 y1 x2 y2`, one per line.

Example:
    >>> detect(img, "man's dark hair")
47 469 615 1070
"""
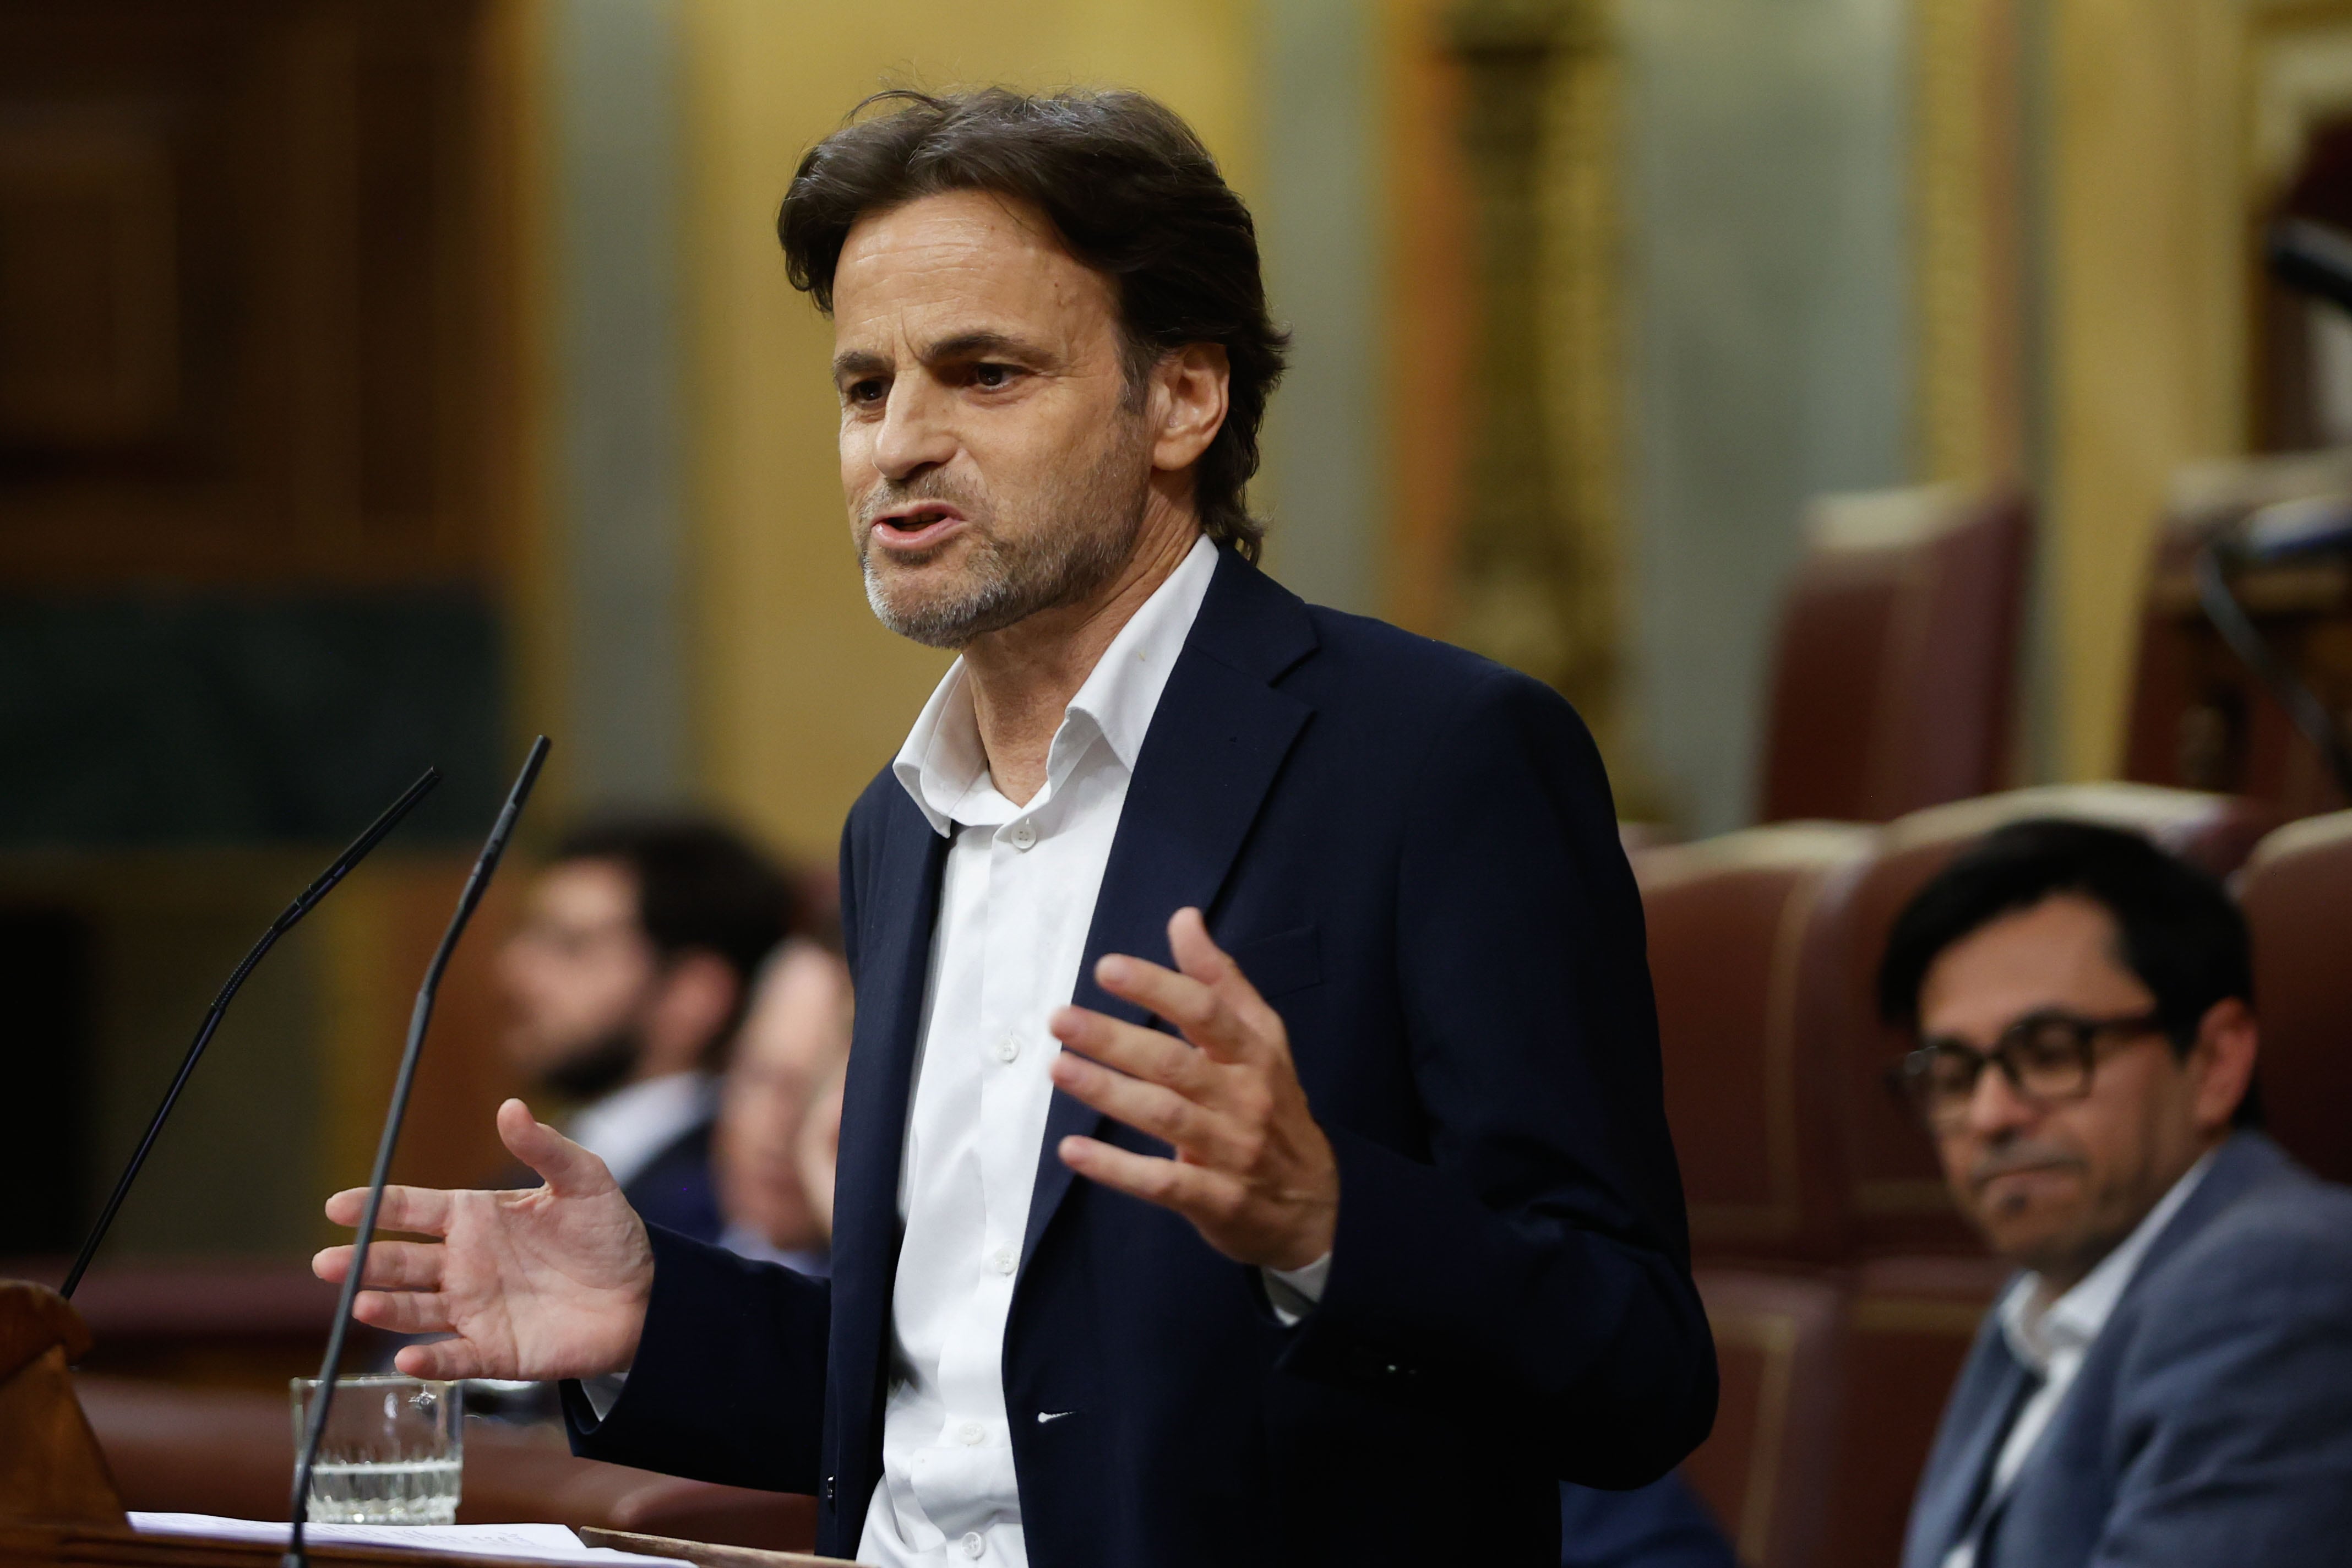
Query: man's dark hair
777 87 1289 560
554 815 797 1062
1877 818 2261 1127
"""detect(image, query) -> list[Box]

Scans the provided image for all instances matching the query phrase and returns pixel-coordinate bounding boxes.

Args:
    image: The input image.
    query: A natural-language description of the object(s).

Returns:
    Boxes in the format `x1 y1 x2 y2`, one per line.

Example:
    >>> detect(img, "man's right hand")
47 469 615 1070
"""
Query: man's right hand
312 1097 654 1382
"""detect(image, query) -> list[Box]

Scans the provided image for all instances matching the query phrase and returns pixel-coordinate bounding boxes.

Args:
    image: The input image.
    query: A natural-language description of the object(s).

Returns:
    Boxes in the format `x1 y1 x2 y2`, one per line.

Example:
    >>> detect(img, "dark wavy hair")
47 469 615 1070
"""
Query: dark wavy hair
777 88 1289 560
553 815 796 1064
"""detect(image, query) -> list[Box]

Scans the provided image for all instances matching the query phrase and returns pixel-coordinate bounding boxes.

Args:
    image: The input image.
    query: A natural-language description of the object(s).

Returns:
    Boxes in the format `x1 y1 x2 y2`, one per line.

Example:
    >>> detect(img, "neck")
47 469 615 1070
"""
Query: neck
2028 1132 2223 1302
961 502 1201 805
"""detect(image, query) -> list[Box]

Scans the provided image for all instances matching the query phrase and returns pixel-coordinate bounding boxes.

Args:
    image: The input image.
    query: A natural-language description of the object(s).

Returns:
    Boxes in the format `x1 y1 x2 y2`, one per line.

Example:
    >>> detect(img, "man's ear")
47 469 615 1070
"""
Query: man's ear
1148 342 1229 474
2187 995 2259 1135
644 950 742 1075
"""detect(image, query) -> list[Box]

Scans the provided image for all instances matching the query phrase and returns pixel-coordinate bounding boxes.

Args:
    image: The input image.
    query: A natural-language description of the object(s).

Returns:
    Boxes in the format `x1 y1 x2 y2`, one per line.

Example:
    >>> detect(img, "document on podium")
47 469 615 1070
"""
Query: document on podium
128 1514 692 1568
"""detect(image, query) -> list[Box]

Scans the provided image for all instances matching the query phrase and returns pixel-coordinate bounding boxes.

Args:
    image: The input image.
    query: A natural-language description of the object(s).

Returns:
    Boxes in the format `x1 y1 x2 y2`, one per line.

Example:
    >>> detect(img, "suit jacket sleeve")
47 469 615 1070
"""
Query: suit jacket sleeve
559 816 863 1489
2088 1221 2352 1565
1275 665 1717 1486
561 1224 832 1490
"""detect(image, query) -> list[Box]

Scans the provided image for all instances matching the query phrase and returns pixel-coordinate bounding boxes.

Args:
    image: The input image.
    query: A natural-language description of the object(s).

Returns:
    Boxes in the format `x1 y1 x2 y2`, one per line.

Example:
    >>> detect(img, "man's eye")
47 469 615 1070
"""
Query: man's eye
846 378 886 405
973 363 1014 389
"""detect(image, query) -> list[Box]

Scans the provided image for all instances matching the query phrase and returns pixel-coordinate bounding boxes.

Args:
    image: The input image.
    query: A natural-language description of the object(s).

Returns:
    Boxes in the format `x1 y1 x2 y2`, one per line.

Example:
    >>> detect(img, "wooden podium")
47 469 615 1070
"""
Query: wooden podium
0 1282 852 1568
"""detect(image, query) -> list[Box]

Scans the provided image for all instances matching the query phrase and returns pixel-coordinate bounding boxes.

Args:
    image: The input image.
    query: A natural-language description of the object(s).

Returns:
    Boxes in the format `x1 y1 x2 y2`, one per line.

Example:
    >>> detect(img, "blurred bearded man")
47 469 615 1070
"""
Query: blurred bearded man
321 89 1715 1568
497 816 795 1243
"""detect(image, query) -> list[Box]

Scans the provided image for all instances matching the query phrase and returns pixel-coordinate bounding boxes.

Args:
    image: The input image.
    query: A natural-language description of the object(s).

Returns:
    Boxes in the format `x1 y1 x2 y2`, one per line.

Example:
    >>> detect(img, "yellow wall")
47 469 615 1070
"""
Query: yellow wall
677 0 1262 863
2042 0 2246 779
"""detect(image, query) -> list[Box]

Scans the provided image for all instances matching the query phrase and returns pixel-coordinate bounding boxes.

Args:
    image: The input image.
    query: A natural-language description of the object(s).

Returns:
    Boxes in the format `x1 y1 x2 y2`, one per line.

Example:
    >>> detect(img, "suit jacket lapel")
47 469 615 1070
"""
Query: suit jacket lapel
1018 551 1318 1268
832 798 951 1455
1904 1322 2035 1568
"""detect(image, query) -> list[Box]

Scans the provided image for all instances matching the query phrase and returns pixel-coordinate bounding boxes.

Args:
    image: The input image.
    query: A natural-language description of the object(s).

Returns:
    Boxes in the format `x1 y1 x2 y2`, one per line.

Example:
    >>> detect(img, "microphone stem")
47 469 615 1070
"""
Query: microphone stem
2195 544 2352 800
286 738 547 1568
60 766 440 1302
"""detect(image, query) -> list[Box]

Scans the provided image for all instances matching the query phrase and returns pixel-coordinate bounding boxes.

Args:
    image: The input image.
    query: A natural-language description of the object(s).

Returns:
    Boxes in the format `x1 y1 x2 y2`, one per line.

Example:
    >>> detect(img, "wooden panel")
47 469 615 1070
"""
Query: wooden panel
0 0 519 589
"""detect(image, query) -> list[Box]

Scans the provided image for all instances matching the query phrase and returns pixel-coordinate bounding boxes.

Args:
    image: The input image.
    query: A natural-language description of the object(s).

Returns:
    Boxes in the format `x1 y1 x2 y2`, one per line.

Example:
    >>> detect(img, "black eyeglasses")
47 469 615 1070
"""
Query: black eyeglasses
1886 1010 2169 1131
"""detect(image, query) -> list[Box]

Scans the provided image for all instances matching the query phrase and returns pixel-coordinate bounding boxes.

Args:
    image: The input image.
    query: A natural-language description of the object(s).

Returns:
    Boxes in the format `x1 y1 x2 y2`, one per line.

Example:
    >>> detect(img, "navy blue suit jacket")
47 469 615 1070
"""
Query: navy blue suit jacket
1902 1133 2352 1568
622 1121 725 1246
569 548 1717 1566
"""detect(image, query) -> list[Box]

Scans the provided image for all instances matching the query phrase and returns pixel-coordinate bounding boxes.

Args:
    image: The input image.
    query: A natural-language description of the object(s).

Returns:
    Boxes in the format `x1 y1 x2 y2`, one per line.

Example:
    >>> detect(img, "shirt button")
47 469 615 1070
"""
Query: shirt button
1009 821 1037 850
991 1246 1016 1276
960 1533 986 1559
959 1421 986 1446
995 1035 1020 1064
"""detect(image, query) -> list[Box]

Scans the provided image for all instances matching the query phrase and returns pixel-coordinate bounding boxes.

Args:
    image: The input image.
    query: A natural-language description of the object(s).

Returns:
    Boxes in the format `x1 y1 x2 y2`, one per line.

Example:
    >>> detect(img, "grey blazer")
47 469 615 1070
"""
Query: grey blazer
1901 1133 2352 1568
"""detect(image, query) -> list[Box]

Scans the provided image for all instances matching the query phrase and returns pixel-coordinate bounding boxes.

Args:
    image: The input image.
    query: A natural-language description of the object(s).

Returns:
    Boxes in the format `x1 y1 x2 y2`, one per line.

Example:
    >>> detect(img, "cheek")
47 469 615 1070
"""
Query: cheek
840 422 874 494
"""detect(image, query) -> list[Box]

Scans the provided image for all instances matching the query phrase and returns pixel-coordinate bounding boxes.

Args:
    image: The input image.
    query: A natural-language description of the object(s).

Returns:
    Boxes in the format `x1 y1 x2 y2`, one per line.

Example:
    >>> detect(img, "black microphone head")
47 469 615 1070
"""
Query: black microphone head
2239 494 2352 564
2268 217 2352 316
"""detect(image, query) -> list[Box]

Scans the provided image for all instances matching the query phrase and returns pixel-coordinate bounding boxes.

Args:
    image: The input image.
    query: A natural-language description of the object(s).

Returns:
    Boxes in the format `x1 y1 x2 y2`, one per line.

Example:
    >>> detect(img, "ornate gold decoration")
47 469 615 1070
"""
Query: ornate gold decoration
1445 0 1635 780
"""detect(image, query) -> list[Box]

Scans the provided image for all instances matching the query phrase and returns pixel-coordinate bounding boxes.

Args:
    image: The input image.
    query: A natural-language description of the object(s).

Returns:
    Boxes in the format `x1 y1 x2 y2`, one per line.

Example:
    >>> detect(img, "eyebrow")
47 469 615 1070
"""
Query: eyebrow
830 329 1059 384
919 329 1052 366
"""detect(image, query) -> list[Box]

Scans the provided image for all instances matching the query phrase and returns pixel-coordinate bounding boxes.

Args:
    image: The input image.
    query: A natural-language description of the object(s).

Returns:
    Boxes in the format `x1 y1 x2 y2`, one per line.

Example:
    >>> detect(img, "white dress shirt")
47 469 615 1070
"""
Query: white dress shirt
859 535 1321 1568
1939 1150 2215 1568
569 1071 718 1190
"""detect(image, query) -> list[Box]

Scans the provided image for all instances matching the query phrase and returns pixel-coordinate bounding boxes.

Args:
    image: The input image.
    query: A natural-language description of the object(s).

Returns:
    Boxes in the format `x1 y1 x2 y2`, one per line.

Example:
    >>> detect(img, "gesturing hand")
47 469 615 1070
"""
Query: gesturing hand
1049 907 1338 1272
312 1097 654 1381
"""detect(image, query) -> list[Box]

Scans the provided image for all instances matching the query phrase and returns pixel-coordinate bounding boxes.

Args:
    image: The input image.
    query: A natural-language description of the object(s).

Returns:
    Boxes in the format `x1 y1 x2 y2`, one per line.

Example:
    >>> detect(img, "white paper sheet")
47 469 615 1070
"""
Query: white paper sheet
127 1513 690 1568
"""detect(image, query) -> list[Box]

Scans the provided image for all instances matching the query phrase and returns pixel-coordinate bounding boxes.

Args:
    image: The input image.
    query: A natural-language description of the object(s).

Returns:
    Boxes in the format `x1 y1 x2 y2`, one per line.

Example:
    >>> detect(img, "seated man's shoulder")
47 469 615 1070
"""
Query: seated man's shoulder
2127 1150 2352 1352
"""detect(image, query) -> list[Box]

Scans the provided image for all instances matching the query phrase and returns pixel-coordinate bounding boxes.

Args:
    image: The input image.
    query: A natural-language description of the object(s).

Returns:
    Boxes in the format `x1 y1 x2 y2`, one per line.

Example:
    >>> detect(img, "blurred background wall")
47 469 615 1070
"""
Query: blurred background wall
6 0 2349 1260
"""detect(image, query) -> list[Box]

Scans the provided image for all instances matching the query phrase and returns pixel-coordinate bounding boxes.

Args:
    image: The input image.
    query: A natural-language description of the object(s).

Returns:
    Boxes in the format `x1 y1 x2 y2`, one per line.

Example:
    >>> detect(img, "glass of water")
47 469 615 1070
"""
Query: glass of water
289 1375 463 1524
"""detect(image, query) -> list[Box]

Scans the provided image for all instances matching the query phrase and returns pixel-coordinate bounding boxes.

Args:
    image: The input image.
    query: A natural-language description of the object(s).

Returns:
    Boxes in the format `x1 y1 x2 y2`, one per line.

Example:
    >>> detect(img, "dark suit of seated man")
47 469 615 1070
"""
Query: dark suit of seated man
315 86 1716 1568
1878 820 2352 1568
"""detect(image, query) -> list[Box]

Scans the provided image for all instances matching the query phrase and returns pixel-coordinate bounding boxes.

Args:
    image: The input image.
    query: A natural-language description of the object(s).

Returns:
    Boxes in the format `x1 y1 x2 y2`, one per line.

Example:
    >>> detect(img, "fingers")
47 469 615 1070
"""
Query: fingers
1166 906 1232 987
350 1289 456 1336
1059 1134 1243 1219
497 1097 614 1197
312 1239 443 1292
393 1336 484 1380
1089 908 1278 1064
1050 1007 1213 1095
1049 1048 1256 1167
323 1184 452 1237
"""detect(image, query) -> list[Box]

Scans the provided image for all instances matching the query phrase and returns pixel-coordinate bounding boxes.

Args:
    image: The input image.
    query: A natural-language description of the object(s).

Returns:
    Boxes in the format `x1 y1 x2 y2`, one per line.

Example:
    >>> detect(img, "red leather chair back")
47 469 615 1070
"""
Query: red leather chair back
1819 1255 2010 1568
2239 811 2352 1184
1638 825 1878 1261
1681 1268 1847 1568
1760 488 2030 824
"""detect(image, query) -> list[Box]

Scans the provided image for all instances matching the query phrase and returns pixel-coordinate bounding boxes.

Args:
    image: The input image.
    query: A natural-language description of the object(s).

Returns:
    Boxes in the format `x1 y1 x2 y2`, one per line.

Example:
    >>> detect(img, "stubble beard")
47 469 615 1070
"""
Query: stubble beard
857 423 1153 651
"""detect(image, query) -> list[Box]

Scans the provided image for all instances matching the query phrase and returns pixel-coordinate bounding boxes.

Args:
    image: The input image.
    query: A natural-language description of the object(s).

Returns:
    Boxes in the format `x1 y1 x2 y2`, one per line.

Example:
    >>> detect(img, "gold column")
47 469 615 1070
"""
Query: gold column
2041 0 2245 779
1446 0 1635 786
1912 0 2028 487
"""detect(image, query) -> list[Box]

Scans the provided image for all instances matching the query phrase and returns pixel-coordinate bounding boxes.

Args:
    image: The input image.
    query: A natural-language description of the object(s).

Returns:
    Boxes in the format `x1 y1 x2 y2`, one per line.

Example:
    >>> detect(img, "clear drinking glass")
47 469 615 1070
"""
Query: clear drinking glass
289 1375 463 1523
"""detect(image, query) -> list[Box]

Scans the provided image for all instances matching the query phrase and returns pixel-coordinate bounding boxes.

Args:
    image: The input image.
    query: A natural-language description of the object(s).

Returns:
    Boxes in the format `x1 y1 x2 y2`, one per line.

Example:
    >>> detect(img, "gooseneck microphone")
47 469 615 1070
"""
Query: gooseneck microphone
60 767 443 1300
2197 217 2352 801
286 736 548 1568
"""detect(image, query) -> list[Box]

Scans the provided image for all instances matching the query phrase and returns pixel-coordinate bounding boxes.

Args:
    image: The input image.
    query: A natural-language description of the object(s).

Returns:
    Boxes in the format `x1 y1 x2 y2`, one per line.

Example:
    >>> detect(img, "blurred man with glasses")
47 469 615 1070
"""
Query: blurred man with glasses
1879 818 2352 1568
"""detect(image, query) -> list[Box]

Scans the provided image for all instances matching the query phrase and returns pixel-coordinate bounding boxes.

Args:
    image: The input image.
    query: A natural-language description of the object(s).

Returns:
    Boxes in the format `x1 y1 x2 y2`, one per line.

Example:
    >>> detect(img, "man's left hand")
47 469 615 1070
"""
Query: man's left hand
1049 907 1338 1272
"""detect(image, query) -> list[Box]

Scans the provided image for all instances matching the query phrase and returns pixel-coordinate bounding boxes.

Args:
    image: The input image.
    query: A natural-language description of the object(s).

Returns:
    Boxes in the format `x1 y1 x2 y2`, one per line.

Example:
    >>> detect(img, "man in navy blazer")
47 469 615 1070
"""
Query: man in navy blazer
315 87 1714 1568
1879 820 2352 1568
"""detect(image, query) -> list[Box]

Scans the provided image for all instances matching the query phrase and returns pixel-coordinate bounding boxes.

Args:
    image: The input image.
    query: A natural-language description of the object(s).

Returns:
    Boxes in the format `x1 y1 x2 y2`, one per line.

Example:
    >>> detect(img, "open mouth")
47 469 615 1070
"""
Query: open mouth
870 502 967 551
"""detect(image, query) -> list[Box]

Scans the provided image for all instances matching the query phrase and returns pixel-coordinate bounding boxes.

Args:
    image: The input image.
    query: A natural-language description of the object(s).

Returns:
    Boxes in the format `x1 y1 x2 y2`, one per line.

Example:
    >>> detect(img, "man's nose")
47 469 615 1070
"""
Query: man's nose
870 379 957 482
1960 1059 2040 1138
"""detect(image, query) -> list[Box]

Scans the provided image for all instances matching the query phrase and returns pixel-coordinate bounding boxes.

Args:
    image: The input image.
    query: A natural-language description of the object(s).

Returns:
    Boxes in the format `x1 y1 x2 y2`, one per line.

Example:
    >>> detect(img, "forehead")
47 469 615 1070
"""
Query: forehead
737 947 847 1067
1916 892 2154 1036
532 858 637 925
830 189 1118 346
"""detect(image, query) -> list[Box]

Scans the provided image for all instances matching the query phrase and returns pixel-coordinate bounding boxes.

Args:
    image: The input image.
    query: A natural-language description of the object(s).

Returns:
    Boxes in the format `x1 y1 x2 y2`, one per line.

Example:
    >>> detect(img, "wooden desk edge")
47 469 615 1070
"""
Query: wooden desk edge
573 1527 853 1568
0 1526 858 1568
